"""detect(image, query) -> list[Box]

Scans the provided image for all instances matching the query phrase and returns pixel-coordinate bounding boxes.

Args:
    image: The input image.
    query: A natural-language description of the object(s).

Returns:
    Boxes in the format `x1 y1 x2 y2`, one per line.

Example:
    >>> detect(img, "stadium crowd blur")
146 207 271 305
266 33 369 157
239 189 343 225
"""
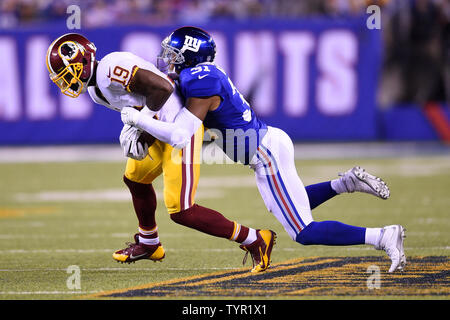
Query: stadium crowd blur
0 0 448 106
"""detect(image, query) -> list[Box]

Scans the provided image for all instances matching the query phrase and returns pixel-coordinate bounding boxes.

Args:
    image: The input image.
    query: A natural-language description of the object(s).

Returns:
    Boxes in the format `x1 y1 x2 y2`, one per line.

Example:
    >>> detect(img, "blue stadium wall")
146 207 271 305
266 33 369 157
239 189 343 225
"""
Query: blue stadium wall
0 19 448 145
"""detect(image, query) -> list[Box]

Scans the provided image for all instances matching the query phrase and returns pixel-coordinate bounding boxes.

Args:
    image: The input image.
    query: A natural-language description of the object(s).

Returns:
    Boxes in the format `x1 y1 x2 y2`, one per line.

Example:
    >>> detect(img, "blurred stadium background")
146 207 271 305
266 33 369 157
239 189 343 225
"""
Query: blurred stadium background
0 0 449 300
0 0 449 147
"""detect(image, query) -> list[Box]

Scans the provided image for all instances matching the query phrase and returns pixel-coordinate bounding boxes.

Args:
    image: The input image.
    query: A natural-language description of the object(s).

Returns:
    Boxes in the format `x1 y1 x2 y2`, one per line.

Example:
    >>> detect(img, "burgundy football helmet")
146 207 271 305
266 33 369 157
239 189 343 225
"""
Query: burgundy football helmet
46 33 97 98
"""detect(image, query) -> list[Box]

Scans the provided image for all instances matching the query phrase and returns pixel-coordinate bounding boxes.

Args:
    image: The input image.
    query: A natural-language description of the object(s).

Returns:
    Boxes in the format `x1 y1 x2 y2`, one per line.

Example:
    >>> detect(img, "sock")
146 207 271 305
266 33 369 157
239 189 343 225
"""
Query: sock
330 178 347 194
296 221 366 246
171 204 234 239
123 176 157 229
305 181 338 210
228 221 252 243
240 228 257 246
170 204 253 243
365 227 382 246
138 226 160 246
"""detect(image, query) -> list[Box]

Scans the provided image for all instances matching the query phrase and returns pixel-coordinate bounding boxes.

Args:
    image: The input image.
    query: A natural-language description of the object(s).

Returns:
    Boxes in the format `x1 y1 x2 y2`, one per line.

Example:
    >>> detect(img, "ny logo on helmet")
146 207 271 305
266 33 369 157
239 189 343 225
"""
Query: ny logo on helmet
181 35 204 53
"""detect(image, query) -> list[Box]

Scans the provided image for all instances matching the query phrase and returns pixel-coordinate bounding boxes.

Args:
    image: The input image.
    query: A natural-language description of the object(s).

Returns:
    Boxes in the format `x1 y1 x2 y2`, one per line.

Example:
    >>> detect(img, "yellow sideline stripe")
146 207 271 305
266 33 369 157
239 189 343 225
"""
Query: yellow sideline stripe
0 207 58 218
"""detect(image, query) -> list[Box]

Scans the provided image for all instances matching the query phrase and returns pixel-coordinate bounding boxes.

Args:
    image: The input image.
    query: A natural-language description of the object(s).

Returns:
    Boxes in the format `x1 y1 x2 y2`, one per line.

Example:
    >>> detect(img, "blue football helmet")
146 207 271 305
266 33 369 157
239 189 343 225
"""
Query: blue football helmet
157 26 216 74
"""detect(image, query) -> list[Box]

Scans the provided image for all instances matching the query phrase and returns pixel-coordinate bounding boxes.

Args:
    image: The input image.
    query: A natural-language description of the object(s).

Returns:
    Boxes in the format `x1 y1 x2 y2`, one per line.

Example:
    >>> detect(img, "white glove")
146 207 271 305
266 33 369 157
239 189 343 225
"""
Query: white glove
119 124 149 160
121 107 142 126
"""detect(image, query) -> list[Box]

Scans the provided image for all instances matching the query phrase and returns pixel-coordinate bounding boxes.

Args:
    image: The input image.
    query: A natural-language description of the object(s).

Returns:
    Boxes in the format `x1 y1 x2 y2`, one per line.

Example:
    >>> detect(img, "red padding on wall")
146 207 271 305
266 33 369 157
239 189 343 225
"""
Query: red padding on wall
423 103 450 143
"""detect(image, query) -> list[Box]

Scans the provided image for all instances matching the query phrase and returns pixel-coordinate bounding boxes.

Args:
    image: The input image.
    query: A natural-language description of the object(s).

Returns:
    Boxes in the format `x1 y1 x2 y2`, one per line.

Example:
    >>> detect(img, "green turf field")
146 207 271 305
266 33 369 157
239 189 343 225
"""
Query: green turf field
0 154 449 300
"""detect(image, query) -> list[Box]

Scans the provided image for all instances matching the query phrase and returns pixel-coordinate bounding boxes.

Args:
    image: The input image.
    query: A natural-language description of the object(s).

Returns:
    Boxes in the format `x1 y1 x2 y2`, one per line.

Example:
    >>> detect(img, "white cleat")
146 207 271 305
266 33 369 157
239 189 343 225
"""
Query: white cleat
339 166 390 199
375 225 407 273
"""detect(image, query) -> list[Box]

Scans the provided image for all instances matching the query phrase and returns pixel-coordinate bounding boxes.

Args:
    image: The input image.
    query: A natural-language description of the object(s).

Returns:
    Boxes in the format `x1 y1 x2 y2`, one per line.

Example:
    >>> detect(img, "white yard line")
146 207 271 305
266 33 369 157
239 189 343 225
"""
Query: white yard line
0 267 236 272
0 291 101 295
0 145 125 163
11 175 256 203
0 233 130 239
13 188 227 202
0 142 448 163
0 248 240 254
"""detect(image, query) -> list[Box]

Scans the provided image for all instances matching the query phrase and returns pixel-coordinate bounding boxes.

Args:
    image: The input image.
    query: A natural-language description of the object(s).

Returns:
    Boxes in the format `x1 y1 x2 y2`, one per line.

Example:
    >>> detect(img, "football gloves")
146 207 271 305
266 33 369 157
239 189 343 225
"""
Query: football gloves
121 106 142 127
119 124 149 160
121 106 202 150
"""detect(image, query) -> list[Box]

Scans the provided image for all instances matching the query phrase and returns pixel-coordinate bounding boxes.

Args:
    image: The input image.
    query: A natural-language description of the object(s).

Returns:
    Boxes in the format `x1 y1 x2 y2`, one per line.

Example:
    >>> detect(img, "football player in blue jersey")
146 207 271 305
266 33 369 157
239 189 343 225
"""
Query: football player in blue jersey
121 27 406 273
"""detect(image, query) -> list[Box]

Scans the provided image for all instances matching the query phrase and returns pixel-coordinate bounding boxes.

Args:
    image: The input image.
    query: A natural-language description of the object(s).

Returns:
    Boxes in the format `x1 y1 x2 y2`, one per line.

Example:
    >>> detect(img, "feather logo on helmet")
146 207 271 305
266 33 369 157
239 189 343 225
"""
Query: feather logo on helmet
58 41 85 62
181 36 204 53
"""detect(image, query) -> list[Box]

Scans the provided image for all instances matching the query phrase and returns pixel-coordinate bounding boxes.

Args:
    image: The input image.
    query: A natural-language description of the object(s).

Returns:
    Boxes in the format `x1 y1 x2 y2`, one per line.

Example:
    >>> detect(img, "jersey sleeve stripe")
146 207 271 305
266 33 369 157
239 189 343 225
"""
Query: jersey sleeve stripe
125 65 139 93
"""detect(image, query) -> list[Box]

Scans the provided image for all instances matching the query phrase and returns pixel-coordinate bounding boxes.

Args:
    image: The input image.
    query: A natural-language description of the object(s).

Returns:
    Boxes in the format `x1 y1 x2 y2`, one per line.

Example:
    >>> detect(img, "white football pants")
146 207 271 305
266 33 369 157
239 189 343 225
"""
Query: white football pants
250 126 313 240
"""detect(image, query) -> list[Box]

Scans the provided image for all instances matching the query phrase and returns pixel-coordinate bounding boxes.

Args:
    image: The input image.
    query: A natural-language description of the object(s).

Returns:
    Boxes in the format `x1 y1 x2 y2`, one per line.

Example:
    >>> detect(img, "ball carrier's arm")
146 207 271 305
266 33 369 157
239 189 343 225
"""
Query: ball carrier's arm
128 68 174 112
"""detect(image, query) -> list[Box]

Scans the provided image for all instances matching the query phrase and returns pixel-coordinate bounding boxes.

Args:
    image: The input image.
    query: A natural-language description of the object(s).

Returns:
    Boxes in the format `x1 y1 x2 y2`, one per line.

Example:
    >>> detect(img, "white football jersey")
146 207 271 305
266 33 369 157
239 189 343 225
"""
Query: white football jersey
87 51 181 122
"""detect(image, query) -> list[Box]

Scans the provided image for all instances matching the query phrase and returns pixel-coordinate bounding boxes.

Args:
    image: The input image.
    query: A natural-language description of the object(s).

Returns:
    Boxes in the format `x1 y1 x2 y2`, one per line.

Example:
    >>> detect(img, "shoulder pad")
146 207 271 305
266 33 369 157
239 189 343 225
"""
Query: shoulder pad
180 66 221 98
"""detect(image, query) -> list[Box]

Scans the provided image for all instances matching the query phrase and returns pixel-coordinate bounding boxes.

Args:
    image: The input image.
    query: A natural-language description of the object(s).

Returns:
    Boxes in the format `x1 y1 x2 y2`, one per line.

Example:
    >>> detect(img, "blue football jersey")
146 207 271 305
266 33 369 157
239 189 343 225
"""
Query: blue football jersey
179 63 267 164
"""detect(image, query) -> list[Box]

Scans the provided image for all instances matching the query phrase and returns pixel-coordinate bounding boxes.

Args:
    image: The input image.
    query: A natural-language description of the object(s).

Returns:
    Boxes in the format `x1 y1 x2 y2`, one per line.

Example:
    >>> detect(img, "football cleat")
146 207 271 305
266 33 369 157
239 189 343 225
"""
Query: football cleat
338 166 390 199
113 233 165 264
375 225 407 273
240 229 276 273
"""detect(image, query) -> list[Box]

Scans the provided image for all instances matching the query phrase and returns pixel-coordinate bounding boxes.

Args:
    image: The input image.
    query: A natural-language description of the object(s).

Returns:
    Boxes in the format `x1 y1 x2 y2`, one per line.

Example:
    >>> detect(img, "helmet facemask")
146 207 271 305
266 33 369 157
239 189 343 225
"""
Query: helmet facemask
157 37 185 74
50 62 85 98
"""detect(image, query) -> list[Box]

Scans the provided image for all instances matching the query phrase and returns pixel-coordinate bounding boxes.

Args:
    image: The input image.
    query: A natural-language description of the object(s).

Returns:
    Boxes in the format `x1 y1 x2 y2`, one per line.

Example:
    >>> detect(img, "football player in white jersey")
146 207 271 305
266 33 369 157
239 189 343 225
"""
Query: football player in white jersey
46 33 277 273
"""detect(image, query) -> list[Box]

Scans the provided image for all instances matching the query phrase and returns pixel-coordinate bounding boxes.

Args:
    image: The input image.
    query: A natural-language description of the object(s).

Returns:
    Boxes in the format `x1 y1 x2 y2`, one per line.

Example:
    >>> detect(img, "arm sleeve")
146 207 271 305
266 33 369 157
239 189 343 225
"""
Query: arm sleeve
135 107 202 149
